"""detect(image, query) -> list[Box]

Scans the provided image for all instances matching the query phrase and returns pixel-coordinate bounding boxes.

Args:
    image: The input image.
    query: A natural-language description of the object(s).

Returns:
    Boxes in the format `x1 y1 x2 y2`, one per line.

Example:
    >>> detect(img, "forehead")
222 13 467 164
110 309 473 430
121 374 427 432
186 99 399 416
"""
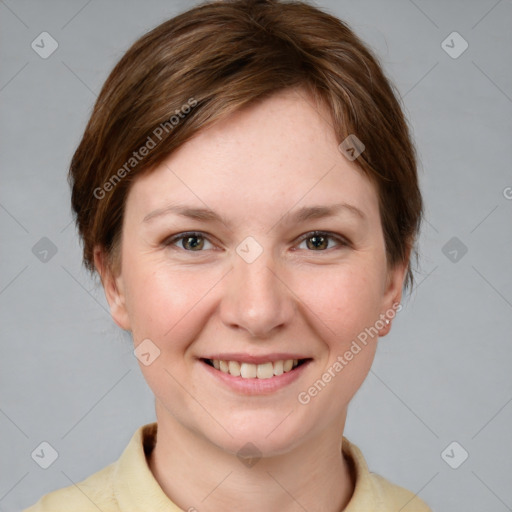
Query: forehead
124 88 380 226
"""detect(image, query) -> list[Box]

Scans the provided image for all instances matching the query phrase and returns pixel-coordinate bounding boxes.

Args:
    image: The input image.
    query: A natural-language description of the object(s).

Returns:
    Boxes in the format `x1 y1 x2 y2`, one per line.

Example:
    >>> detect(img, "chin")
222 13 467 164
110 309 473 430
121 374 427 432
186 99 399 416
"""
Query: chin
204 409 308 458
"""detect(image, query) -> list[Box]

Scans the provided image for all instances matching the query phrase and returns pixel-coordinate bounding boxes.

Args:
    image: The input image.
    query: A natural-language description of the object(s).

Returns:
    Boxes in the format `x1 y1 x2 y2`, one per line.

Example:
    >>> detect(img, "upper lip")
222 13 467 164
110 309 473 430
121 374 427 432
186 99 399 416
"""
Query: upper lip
202 353 311 364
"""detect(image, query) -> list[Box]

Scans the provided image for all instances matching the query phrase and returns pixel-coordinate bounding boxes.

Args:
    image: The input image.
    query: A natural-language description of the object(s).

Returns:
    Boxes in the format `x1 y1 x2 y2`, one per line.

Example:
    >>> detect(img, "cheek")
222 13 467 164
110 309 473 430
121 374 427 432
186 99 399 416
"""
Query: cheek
125 264 210 403
124 259 220 344
295 261 383 337
296 262 383 381
291 270 381 423
296 267 381 406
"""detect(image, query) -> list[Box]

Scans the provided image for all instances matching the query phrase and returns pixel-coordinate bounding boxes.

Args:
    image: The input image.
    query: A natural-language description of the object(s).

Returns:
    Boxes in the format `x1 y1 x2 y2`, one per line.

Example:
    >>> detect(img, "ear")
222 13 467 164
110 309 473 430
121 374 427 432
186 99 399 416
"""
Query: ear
93 245 131 331
378 247 410 337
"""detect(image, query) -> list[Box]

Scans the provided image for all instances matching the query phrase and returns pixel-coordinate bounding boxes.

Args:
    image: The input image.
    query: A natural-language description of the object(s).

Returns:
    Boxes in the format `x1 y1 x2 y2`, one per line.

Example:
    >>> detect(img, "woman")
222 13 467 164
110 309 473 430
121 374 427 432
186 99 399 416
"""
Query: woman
26 0 431 510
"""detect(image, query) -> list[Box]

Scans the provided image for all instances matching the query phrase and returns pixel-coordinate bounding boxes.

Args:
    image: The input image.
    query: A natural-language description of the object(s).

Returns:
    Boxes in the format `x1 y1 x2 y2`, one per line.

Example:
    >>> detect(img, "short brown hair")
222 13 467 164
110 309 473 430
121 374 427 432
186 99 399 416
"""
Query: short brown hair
69 0 422 292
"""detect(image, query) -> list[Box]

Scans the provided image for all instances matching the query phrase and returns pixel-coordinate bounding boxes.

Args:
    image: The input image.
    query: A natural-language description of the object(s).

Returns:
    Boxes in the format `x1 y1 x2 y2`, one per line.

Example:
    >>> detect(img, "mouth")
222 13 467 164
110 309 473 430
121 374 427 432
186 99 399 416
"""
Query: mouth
201 358 311 379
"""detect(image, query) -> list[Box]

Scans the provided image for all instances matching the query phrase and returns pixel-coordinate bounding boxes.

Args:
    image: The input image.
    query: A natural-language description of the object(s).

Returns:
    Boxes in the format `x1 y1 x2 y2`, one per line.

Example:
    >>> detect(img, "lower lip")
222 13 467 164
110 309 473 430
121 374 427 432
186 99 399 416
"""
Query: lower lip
200 359 311 395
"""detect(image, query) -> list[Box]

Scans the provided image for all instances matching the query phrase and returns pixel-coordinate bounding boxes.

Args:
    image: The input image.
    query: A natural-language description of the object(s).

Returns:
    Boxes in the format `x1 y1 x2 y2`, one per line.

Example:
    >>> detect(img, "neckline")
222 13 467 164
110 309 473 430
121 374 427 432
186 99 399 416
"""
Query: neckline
115 422 377 511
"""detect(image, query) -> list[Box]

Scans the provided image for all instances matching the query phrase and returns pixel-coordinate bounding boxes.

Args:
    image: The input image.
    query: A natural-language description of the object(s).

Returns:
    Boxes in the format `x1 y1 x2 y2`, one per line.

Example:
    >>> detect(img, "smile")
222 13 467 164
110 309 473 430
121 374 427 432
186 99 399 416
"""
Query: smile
204 358 308 379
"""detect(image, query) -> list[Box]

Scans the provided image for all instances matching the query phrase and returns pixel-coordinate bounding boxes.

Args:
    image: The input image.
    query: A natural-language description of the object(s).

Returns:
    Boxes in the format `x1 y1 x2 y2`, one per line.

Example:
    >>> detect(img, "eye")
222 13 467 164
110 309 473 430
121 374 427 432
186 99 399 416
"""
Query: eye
163 232 214 251
296 231 349 251
162 230 350 253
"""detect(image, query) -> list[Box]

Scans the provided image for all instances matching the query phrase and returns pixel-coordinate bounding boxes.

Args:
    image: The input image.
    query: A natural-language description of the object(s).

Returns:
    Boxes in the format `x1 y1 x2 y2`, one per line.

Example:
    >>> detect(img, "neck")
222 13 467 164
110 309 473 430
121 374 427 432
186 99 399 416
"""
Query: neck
148 405 355 512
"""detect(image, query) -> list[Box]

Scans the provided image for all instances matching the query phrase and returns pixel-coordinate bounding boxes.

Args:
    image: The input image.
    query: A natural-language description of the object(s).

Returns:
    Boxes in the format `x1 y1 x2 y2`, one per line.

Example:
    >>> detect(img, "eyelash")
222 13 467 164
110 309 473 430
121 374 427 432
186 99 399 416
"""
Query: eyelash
162 230 350 253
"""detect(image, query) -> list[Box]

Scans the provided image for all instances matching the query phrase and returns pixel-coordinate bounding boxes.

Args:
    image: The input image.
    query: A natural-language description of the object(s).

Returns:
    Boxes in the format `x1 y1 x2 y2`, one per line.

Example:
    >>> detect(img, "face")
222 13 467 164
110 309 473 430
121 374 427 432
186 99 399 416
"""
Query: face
95 88 406 457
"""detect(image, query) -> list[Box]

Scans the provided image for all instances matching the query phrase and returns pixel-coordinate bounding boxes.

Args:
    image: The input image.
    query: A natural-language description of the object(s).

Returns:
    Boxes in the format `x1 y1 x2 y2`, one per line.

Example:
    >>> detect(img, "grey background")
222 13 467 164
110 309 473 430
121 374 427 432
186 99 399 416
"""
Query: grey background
1 0 511 510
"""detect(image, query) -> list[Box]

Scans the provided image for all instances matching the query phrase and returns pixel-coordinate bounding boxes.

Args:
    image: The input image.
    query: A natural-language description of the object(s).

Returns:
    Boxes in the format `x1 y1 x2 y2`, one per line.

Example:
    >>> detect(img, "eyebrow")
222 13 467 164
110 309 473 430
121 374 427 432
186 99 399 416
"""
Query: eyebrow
142 202 366 226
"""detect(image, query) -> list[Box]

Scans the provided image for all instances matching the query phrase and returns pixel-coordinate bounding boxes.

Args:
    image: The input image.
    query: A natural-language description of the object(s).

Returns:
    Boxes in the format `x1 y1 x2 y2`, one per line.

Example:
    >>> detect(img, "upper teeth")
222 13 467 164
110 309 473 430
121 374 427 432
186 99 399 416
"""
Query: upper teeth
211 359 300 379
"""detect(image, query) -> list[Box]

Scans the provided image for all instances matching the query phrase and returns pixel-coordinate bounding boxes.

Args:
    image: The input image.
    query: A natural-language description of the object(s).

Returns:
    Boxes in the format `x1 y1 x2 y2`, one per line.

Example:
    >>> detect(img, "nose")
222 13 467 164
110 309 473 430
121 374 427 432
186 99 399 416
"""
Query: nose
219 248 296 339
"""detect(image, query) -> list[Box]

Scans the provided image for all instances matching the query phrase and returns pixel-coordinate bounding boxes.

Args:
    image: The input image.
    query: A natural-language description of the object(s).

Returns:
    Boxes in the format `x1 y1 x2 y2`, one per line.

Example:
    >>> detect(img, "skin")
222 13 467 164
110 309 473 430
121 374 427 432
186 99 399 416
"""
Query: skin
94 87 408 512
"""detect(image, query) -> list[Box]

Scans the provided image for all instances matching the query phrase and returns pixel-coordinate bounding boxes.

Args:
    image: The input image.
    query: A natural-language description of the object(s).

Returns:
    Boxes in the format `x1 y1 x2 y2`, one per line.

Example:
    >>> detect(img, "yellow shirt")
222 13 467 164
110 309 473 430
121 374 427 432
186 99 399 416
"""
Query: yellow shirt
24 422 432 511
